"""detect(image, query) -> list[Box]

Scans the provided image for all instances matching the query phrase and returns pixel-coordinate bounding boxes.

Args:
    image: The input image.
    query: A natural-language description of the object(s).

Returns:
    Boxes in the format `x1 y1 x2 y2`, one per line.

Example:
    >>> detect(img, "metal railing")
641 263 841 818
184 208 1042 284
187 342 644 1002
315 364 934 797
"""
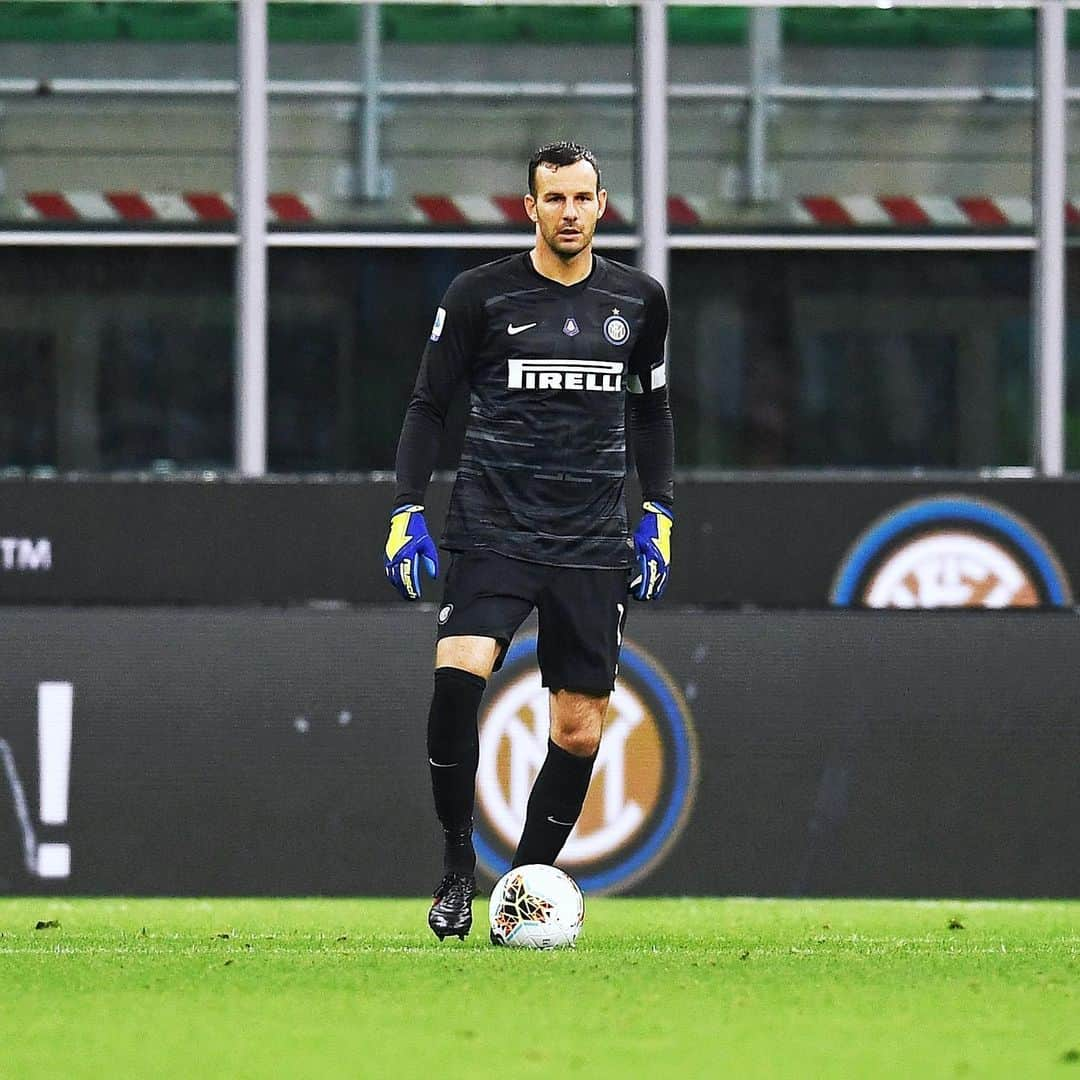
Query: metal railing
0 77 1073 103
0 0 1071 476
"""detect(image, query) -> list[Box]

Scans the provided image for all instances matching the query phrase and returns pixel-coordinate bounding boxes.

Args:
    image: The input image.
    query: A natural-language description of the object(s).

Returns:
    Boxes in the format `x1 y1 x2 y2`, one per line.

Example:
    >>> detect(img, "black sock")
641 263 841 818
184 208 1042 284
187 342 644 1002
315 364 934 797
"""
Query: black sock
512 738 597 868
427 666 486 875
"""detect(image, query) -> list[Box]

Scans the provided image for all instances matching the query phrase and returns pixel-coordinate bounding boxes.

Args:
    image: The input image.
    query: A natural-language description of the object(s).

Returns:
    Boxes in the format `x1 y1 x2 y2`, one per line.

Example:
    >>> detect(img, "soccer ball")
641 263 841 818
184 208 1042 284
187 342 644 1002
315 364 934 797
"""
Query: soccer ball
488 864 584 949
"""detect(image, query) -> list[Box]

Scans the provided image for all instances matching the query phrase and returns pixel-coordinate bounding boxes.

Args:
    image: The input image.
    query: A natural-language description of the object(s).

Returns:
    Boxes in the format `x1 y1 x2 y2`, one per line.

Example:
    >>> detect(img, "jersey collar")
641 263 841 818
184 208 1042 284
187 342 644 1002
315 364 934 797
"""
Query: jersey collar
520 251 602 296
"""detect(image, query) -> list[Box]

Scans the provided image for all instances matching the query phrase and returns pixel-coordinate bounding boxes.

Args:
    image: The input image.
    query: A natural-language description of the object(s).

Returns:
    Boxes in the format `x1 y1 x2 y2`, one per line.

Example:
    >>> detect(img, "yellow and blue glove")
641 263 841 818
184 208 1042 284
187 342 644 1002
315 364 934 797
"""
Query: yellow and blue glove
384 504 439 601
630 501 672 601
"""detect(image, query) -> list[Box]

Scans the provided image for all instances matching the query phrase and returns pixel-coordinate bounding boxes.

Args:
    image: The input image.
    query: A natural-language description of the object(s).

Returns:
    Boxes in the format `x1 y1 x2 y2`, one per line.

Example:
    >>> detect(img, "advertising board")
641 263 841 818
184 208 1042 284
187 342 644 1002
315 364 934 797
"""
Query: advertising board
3 477 1077 608
2 608 1077 897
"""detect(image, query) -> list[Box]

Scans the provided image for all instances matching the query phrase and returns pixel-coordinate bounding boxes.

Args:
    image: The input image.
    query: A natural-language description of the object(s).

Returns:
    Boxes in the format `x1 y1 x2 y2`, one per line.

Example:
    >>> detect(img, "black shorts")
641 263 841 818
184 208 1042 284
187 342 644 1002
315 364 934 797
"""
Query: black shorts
435 550 629 695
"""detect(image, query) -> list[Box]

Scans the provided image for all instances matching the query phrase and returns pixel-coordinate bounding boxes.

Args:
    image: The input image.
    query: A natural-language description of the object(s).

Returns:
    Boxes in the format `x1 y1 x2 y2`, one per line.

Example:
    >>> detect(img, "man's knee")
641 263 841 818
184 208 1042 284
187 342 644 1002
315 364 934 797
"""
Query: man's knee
550 690 608 757
555 727 601 758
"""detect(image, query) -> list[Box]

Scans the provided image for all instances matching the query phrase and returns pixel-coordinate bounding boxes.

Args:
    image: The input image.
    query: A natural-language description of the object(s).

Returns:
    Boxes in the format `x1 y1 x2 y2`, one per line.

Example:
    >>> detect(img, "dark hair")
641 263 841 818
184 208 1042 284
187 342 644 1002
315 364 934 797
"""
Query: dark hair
528 141 601 196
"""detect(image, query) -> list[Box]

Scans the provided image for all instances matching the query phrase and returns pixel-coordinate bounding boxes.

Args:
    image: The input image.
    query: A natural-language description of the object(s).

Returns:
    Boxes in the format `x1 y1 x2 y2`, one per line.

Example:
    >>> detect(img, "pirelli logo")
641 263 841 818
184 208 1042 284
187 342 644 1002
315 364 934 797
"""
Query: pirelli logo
507 358 623 392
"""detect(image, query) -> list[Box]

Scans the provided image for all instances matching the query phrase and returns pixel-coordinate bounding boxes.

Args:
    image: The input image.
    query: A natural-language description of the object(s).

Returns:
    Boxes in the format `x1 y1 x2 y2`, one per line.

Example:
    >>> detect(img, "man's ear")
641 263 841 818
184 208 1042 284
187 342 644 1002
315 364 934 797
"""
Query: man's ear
524 193 538 223
597 188 608 219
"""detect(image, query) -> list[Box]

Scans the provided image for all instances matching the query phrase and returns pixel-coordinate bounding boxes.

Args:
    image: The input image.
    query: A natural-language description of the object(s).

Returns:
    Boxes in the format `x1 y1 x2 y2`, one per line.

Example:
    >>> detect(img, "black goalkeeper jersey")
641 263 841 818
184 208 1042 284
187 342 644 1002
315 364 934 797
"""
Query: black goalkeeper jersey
395 251 673 569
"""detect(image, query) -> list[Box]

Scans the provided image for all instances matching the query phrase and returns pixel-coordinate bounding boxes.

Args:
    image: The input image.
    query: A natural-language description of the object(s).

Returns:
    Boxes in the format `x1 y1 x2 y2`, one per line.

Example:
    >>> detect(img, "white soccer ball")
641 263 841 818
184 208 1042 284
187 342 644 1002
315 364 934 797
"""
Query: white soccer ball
488 864 584 949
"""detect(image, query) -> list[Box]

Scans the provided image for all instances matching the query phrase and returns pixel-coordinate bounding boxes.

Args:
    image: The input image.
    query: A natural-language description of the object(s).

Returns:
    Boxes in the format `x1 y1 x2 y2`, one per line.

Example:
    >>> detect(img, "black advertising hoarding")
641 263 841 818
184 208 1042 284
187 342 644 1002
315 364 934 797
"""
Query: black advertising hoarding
2 475 1079 608
1 607 1078 898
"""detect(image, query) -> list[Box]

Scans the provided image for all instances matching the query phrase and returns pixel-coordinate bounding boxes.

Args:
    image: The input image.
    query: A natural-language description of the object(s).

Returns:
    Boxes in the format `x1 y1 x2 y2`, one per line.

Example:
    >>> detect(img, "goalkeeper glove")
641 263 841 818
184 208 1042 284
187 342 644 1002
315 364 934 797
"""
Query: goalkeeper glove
629 501 672 602
384 504 439 601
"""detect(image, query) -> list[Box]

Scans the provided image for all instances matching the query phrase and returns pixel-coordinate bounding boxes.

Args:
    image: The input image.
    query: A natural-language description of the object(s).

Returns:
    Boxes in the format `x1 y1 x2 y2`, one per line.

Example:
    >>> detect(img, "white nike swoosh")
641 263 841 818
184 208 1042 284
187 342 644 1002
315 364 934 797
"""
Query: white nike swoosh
547 816 575 827
507 322 537 335
429 758 459 768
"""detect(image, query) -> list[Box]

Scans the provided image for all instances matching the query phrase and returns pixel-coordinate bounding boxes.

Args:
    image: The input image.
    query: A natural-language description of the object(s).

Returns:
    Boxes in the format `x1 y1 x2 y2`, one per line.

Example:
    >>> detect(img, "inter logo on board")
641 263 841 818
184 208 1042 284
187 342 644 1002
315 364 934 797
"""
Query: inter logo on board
473 636 698 893
831 495 1072 608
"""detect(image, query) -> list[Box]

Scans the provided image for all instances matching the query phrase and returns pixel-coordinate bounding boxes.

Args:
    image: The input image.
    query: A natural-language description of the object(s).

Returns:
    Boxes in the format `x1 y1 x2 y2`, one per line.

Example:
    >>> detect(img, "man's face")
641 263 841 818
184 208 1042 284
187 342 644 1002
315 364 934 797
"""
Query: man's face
526 159 607 259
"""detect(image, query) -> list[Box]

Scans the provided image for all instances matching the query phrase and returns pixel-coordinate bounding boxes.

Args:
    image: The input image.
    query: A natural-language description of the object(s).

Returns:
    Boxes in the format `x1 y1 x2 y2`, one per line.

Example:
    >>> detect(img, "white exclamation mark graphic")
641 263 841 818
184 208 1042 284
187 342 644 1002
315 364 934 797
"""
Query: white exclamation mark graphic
37 682 72 879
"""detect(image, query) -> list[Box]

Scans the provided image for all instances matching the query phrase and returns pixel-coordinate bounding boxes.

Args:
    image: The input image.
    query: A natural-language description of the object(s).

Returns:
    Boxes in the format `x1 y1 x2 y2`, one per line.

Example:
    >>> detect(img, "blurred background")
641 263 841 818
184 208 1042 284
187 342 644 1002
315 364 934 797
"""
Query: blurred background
3 0 1079 474
3 1 1080 899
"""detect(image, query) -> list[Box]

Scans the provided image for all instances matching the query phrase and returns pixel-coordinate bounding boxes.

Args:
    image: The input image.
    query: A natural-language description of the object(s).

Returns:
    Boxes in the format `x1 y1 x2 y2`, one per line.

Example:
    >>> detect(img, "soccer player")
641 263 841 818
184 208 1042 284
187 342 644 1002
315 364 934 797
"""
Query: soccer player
384 141 674 941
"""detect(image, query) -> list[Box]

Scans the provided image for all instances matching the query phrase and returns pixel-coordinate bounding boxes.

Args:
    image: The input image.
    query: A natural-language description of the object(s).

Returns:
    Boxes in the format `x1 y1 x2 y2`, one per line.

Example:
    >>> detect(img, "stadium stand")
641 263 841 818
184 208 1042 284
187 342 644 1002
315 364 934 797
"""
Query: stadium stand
0 5 1072 48
1 5 1070 228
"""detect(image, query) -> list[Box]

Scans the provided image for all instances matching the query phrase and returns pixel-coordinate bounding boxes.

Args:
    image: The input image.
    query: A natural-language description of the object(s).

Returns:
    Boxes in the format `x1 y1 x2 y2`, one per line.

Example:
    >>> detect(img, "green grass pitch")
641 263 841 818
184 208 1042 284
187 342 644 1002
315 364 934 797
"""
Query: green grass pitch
1 897 1077 1078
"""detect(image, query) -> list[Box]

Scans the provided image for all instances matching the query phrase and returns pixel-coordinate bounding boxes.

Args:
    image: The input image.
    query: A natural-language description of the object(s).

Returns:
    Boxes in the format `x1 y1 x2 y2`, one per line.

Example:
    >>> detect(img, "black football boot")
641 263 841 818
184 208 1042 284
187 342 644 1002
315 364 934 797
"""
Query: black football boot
428 872 476 941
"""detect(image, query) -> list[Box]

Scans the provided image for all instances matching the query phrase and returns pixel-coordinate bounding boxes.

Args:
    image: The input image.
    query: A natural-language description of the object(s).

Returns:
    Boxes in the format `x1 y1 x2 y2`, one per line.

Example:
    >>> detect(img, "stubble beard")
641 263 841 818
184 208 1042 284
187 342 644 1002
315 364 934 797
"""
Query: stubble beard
542 220 593 262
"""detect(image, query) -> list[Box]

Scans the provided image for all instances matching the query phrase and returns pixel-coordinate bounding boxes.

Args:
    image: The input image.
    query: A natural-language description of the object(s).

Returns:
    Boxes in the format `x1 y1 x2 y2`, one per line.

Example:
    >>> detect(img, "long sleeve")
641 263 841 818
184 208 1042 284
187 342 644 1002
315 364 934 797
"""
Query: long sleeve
626 280 674 508
628 388 674 508
393 279 478 508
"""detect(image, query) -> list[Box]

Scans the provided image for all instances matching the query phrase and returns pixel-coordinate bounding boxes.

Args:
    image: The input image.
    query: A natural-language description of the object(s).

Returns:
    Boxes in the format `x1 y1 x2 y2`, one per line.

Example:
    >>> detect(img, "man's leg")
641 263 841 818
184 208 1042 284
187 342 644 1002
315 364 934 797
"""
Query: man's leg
427 635 499 940
427 551 540 938
511 565 625 868
511 689 608 867
429 636 500 871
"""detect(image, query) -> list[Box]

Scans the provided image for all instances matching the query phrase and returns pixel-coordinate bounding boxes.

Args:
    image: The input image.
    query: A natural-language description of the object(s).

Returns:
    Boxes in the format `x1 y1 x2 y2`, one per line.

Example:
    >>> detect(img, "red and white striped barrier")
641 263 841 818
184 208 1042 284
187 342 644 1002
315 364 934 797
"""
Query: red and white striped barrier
407 194 709 227
410 194 1071 227
15 190 1080 228
14 192 718 227
20 191 321 224
408 193 1076 228
792 194 1080 229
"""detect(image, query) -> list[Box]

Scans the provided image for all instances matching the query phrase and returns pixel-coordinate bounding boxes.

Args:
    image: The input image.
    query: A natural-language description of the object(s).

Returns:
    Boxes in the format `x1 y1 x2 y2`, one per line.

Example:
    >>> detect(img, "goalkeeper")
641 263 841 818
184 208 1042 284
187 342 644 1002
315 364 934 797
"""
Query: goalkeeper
385 141 674 941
